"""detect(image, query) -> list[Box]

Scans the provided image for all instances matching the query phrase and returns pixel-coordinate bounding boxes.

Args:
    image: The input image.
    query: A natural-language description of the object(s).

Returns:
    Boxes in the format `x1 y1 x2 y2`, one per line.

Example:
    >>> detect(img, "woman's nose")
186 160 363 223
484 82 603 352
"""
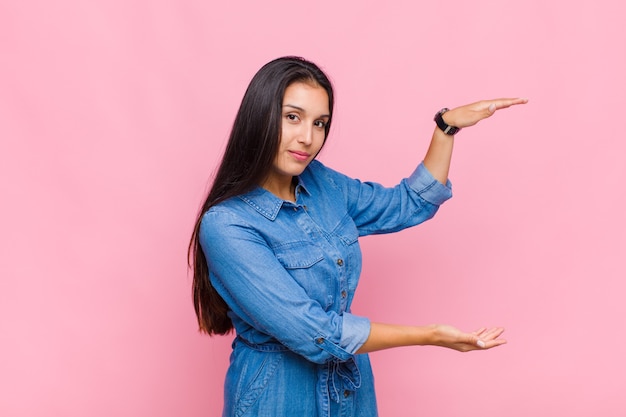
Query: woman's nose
297 125 313 145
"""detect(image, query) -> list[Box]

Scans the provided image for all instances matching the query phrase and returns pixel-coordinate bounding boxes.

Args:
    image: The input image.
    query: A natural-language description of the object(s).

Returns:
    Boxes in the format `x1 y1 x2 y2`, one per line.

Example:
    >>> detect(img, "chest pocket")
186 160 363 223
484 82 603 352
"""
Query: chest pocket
273 241 324 269
273 241 329 308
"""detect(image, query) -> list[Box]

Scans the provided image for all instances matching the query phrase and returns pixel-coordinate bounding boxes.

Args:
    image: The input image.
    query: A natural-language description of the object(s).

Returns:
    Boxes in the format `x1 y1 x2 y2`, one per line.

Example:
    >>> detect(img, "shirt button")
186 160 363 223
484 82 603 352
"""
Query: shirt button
343 390 350 398
341 290 347 298
336 259 343 266
303 205 308 211
293 207 298 212
316 337 324 344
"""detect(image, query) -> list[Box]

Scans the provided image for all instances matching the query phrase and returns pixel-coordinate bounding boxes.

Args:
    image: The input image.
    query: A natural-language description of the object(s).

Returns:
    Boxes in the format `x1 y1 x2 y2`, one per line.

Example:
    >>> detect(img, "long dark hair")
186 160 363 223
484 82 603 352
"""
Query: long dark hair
188 56 335 334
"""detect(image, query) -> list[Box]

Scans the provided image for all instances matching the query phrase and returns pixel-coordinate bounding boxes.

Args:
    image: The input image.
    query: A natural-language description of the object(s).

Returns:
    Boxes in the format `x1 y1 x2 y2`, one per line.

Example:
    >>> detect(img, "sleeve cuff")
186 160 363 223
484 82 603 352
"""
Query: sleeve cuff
340 313 371 355
406 162 453 206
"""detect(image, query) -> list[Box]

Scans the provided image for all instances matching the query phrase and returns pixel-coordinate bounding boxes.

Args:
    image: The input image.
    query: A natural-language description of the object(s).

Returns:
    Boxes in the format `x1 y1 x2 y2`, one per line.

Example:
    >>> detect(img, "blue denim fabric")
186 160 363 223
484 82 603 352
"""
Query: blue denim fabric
199 160 452 417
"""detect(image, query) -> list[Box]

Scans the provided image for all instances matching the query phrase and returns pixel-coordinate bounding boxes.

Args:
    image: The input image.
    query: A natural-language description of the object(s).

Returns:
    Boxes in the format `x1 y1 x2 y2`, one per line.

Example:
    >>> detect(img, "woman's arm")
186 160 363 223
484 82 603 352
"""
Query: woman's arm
356 322 506 354
423 98 528 184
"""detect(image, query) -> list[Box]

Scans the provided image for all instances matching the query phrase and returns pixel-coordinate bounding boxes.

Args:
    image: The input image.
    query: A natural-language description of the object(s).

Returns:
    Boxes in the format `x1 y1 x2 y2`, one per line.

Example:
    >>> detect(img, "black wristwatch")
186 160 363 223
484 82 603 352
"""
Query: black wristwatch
434 108 461 135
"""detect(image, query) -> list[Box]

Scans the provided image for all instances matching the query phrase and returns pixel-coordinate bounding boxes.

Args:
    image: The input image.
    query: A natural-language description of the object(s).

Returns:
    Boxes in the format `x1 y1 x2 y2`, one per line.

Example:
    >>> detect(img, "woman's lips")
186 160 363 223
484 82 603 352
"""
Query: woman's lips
289 150 310 161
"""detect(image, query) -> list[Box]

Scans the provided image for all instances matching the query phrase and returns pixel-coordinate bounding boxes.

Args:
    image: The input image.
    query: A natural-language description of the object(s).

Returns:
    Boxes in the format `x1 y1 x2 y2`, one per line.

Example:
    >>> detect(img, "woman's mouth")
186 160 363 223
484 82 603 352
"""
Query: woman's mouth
289 151 310 161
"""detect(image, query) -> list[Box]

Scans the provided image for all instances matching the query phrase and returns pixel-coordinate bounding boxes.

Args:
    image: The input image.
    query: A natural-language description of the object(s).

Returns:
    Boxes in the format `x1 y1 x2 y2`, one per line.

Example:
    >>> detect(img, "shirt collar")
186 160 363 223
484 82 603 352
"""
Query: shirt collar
238 175 312 221
296 174 312 196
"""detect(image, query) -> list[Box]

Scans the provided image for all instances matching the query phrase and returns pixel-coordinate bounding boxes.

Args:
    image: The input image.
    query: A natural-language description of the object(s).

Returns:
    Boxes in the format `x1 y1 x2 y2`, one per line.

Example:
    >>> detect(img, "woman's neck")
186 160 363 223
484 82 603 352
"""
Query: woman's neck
261 176 296 202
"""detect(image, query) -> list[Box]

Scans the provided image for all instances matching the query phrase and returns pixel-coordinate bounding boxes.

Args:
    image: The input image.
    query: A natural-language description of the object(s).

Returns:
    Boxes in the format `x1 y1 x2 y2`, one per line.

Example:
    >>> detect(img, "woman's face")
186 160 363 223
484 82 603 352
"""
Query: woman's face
267 81 330 188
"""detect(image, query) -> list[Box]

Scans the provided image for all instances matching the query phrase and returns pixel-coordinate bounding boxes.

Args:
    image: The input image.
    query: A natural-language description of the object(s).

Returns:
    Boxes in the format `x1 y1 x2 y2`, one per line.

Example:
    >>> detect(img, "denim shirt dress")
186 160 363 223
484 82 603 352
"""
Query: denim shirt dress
199 160 452 417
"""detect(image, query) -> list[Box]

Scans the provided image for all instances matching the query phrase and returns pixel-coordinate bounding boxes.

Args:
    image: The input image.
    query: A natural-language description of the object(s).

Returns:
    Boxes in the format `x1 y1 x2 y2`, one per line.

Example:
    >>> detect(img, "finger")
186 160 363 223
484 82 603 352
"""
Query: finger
472 327 487 336
484 338 507 348
478 329 501 342
491 97 529 111
481 327 505 341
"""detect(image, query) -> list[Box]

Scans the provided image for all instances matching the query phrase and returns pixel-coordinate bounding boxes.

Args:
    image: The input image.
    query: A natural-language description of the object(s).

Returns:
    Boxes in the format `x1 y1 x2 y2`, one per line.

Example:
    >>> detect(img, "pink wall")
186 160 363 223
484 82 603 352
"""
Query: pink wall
1 0 625 416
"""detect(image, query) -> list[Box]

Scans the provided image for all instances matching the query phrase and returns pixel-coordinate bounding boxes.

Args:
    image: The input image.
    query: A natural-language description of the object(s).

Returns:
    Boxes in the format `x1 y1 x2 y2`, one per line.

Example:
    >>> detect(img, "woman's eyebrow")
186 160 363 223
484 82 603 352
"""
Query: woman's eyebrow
283 104 330 118
283 104 305 112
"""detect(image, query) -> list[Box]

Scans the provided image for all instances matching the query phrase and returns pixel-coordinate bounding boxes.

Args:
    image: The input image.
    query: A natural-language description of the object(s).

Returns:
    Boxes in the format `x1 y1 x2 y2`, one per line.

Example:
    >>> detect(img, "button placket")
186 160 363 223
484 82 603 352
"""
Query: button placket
335 258 349 308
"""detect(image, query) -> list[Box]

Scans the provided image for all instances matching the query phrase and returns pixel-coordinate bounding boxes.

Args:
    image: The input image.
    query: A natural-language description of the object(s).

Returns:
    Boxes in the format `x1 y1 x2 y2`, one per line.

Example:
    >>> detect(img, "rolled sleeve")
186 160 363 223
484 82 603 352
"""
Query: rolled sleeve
406 161 453 205
313 313 370 361
340 313 370 355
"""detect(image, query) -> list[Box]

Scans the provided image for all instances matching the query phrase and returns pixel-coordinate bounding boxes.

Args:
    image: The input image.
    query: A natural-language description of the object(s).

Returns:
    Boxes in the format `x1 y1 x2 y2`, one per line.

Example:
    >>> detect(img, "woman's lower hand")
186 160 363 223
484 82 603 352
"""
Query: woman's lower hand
429 324 507 352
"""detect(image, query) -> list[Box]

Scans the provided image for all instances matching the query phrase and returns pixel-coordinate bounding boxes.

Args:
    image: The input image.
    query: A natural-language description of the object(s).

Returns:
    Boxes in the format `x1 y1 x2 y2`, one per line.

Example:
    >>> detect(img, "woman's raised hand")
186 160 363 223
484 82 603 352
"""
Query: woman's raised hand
443 98 528 129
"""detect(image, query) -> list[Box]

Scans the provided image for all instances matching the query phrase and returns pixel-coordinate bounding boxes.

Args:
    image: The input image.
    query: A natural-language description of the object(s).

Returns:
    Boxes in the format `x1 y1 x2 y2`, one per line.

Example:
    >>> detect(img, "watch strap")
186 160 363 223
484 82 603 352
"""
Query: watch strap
434 108 461 135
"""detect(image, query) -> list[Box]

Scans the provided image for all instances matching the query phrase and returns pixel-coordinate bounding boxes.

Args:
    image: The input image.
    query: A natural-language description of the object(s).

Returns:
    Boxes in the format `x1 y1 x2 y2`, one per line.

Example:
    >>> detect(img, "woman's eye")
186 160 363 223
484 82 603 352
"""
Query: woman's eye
314 120 326 128
286 114 299 121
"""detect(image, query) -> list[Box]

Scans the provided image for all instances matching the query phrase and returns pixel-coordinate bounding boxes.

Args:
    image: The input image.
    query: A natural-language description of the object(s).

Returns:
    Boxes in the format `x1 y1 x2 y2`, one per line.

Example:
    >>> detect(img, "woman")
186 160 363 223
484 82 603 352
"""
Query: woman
189 56 527 416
